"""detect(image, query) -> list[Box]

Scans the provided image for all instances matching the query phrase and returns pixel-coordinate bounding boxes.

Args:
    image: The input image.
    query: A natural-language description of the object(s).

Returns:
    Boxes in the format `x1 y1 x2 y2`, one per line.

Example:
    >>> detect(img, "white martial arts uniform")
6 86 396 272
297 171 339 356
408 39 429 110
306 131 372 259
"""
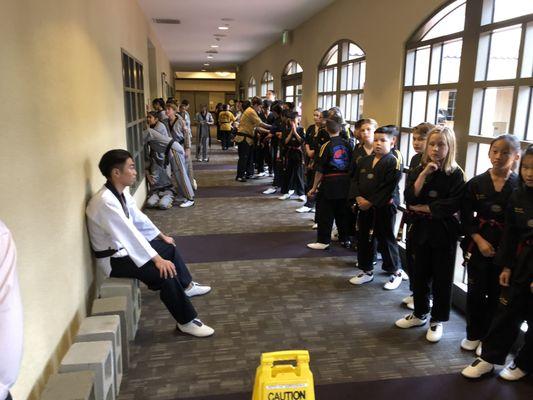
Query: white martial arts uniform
86 183 161 276
0 221 23 400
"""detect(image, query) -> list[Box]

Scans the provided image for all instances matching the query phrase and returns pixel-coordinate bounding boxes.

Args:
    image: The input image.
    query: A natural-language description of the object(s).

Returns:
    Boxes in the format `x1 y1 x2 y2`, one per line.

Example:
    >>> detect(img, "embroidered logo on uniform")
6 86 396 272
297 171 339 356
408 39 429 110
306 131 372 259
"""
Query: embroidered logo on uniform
428 190 438 198
514 207 525 214
360 168 367 173
367 173 374 179
491 204 502 213
476 194 486 200
330 144 349 170
528 219 533 228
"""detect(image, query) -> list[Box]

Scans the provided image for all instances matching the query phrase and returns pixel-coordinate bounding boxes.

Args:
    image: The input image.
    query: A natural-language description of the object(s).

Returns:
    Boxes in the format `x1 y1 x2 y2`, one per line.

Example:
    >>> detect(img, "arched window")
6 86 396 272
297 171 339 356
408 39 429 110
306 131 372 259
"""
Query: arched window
261 71 274 97
247 76 257 98
400 0 466 166
282 60 303 111
399 0 533 300
317 40 366 130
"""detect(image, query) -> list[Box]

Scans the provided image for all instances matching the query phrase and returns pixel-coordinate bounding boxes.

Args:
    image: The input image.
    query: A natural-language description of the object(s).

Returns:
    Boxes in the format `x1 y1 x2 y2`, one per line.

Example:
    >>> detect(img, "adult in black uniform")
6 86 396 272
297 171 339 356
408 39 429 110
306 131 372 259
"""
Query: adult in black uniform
460 134 520 354
462 144 533 381
306 118 352 250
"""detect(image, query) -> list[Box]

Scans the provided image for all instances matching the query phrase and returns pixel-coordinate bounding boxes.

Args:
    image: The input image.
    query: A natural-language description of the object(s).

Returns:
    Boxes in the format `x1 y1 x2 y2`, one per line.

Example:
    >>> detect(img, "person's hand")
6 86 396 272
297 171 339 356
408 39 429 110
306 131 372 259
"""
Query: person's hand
530 280 533 294
357 197 372 211
185 148 191 158
475 237 496 258
409 204 431 214
154 255 177 279
146 174 155 185
160 234 176 246
422 161 439 177
307 187 317 197
499 267 511 287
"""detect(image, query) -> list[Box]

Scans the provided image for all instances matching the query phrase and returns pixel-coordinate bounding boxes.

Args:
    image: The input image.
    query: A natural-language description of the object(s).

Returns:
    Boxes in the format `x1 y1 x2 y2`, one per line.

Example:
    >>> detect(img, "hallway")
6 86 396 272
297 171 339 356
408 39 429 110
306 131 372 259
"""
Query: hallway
115 145 531 400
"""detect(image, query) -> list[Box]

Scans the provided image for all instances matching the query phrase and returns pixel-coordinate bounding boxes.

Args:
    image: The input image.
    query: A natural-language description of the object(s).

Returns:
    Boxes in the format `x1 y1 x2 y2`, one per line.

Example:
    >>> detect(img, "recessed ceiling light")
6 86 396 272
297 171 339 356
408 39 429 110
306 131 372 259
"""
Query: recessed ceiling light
218 26 229 30
203 63 210 66
207 55 213 59
210 45 219 48
201 69 207 72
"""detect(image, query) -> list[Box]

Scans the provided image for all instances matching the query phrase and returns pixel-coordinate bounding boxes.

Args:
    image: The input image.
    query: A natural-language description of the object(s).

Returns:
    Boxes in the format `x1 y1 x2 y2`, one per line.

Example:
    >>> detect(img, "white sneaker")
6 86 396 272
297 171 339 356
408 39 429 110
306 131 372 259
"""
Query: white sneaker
311 223 318 230
395 313 428 329
288 190 295 196
263 187 277 195
406 300 415 310
193 179 198 190
268 173 274 177
307 242 329 250
256 172 267 178
278 193 291 200
499 361 527 381
185 282 211 297
296 206 312 213
399 269 409 281
297 195 307 202
461 358 494 379
461 338 481 351
177 319 214 338
426 321 443 342
179 200 195 208
402 295 413 305
331 228 339 241
349 271 374 285
384 273 403 290
476 342 483 357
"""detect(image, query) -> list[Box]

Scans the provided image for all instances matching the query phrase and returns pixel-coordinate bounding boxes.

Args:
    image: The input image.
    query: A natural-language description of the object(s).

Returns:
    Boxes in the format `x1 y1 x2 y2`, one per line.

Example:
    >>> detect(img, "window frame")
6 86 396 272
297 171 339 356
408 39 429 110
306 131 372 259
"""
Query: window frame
317 39 366 130
247 76 257 98
282 60 303 111
121 49 145 193
260 71 274 97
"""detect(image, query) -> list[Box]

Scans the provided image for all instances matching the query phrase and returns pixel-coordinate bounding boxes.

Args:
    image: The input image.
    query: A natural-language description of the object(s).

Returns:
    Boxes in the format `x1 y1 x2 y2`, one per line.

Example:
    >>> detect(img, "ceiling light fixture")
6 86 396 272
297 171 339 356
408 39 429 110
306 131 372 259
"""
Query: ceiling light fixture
203 63 210 66
210 45 219 48
207 55 213 59
217 26 229 30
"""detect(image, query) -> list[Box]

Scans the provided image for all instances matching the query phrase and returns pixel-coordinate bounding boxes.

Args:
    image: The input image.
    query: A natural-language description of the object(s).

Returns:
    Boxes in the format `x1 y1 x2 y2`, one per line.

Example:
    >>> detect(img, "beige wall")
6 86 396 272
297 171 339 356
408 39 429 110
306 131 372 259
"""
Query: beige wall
238 0 447 128
175 79 236 92
0 1 173 398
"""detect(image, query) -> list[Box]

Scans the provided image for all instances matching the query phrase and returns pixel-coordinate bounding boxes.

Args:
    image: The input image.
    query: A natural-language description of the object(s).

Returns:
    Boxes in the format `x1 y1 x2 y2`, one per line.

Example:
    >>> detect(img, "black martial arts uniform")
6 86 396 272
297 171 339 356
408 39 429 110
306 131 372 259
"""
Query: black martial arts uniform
280 126 305 196
405 165 466 322
303 124 320 208
315 136 352 244
270 115 284 187
480 184 533 372
461 170 519 341
349 152 402 273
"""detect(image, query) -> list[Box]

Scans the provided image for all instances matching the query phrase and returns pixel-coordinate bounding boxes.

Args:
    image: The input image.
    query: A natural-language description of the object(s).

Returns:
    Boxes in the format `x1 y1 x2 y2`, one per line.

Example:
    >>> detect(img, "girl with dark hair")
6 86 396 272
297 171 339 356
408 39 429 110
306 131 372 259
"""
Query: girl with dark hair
462 144 533 381
460 134 521 355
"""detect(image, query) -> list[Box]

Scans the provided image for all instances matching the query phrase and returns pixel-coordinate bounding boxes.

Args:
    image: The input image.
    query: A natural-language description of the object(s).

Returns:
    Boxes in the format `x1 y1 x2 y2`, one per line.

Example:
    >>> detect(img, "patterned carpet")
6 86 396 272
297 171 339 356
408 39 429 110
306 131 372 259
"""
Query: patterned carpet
117 146 532 400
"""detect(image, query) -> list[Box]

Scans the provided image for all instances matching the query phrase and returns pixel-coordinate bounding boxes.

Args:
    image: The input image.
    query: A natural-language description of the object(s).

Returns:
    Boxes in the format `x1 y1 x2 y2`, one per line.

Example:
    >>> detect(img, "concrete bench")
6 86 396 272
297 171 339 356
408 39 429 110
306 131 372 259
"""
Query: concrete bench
40 371 95 400
99 278 140 341
91 296 129 369
59 341 114 400
75 316 123 395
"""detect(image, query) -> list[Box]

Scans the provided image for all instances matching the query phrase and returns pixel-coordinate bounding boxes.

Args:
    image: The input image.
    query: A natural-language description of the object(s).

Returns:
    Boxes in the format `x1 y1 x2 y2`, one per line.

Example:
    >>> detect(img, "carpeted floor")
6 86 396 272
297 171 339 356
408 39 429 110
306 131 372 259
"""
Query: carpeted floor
118 146 532 400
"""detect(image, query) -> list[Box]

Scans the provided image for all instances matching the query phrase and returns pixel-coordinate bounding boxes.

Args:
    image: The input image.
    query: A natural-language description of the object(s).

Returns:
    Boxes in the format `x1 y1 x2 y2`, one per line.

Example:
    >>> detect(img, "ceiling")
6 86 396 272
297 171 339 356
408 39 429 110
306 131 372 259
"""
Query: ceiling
137 0 335 72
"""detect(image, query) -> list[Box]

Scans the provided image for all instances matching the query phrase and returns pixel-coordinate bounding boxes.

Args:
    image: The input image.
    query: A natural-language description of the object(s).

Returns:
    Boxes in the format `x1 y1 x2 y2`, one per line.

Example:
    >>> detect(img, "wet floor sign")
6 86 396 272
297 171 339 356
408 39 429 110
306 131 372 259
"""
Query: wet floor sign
252 350 315 400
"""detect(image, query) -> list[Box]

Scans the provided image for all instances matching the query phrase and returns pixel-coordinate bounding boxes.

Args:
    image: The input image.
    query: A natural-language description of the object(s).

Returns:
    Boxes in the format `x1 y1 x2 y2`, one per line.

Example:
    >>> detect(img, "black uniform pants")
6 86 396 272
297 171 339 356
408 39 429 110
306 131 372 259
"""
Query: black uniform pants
281 156 305 195
357 205 401 273
412 240 457 322
110 239 197 324
255 143 265 173
263 142 273 174
220 130 231 149
482 286 533 372
466 250 502 340
304 168 316 208
316 193 350 244
237 141 252 179
271 145 283 187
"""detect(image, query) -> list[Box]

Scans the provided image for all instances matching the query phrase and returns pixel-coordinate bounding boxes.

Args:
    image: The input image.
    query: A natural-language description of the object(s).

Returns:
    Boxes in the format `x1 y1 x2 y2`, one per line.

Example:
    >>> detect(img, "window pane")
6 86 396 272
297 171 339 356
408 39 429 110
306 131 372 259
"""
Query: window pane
318 70 325 92
486 25 521 80
402 92 413 127
360 62 366 89
286 85 294 96
342 42 365 61
440 39 462 83
400 132 411 168
411 91 428 126
492 0 533 24
521 23 533 78
515 86 533 140
358 93 364 118
405 50 415 86
479 87 514 136
414 46 431 85
466 142 492 179
350 94 360 121
340 64 352 91
325 46 338 66
422 3 466 41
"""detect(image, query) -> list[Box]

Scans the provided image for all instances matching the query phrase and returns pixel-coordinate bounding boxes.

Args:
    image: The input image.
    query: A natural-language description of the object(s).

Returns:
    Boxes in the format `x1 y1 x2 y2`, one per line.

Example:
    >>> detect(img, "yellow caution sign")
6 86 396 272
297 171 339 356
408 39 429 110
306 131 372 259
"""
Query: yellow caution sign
252 350 315 400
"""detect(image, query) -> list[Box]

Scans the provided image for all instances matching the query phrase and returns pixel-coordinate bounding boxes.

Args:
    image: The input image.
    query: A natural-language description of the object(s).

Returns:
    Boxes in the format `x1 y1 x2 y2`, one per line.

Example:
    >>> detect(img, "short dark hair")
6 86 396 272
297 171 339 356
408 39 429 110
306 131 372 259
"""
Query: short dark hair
519 144 533 185
152 98 165 108
242 100 252 111
180 99 189 106
412 122 435 138
262 99 272 108
375 125 399 138
271 103 283 115
267 89 276 96
147 111 159 119
98 150 133 179
288 111 299 121
251 96 263 106
222 104 229 111
354 118 378 130
325 119 341 133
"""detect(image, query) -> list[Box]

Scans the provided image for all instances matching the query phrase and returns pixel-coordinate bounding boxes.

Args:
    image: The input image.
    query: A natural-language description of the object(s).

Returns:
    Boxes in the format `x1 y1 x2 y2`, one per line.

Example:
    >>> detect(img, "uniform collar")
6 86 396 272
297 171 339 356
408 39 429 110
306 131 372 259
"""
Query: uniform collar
105 181 130 218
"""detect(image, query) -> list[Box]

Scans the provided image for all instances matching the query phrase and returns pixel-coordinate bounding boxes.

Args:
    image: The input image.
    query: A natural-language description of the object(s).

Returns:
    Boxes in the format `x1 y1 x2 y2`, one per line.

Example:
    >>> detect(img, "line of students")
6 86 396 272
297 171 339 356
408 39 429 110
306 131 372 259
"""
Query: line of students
248 103 532 382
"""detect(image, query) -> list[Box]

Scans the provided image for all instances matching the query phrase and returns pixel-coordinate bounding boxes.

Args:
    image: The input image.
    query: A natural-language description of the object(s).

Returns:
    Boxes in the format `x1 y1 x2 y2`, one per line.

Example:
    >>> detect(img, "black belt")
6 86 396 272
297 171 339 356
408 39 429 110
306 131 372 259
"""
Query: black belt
164 139 177 166
94 248 122 259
